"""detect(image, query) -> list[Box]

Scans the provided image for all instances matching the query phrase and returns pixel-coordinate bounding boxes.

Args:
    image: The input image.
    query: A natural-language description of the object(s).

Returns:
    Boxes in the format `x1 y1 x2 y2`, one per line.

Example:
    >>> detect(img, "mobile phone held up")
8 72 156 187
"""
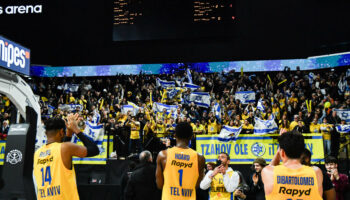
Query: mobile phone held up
216 159 222 167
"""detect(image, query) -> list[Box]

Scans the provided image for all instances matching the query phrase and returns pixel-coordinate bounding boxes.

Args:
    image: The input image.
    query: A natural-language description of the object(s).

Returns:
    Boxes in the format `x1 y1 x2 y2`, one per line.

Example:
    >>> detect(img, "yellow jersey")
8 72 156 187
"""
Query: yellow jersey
33 143 79 200
193 125 206 135
130 122 140 139
208 121 218 135
320 123 332 140
209 170 236 200
309 123 320 133
266 165 322 200
156 123 167 138
162 147 199 200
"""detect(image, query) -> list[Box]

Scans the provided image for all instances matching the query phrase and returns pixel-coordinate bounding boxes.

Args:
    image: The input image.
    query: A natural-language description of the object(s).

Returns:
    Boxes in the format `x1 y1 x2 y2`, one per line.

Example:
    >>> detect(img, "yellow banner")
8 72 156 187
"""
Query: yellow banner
73 135 113 165
0 137 113 165
196 134 325 164
0 141 5 165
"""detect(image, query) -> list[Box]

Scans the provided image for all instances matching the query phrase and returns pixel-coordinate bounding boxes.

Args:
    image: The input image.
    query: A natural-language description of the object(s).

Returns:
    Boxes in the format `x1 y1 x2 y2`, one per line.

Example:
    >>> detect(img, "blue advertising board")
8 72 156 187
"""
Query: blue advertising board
0 35 30 75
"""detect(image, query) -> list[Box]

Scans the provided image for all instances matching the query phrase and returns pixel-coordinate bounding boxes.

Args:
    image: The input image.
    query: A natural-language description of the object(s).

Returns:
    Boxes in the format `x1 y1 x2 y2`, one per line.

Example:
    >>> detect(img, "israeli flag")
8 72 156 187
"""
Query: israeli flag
184 82 200 91
336 124 350 133
257 100 266 112
152 102 178 115
308 72 315 85
64 83 80 92
214 102 221 122
235 91 255 104
48 105 55 115
167 88 180 100
58 104 83 112
128 101 140 115
218 125 242 141
72 121 104 147
254 115 278 135
188 92 211 108
91 110 101 124
121 105 136 116
187 68 193 84
334 109 350 123
156 78 175 88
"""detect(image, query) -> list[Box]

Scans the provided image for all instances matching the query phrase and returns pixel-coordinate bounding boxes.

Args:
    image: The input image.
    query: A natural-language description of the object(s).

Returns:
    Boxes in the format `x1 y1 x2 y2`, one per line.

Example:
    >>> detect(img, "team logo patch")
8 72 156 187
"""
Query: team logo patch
6 149 23 165
251 142 266 157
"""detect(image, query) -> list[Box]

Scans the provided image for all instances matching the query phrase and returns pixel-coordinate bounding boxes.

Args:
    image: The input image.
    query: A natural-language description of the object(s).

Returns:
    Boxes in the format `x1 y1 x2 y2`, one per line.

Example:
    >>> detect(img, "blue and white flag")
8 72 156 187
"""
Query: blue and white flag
156 78 176 88
218 125 242 141
257 100 266 112
127 101 140 116
184 82 200 91
48 105 55 115
254 115 278 135
167 88 181 100
334 109 350 123
58 104 83 112
308 72 315 85
91 109 101 124
336 124 350 133
121 105 137 116
187 68 193 84
72 121 104 148
152 102 178 115
235 91 256 104
214 102 221 122
188 92 211 108
64 83 80 92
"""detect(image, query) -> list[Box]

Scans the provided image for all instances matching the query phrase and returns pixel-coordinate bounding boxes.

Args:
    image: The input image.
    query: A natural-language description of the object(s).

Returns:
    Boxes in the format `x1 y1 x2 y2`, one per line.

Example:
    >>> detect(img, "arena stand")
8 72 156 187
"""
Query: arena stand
1 66 350 199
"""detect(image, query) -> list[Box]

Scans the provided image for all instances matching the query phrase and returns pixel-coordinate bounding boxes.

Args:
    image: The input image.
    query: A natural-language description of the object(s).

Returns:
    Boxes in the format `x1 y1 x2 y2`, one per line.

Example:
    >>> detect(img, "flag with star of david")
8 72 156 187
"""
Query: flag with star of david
254 114 278 135
334 109 350 123
235 91 256 104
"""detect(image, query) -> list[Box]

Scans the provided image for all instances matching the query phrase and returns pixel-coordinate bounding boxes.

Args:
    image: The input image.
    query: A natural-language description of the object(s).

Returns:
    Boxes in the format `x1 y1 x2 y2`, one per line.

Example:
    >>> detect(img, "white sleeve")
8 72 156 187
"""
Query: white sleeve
200 170 213 190
223 171 240 193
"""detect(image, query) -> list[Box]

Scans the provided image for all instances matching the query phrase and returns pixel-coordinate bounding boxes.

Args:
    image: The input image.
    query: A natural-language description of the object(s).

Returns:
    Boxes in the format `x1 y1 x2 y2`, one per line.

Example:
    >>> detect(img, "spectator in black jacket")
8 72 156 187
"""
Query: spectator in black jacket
248 158 267 200
125 150 161 200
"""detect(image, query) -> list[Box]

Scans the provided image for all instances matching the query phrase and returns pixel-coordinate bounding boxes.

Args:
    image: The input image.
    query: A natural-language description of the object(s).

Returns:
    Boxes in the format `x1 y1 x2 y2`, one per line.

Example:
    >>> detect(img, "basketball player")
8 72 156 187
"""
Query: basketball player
261 132 323 200
156 122 205 200
33 114 99 199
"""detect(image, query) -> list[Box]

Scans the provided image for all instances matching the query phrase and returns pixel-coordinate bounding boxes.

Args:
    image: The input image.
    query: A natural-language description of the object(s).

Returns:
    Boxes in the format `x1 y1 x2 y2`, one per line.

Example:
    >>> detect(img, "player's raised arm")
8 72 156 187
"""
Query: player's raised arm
63 113 99 158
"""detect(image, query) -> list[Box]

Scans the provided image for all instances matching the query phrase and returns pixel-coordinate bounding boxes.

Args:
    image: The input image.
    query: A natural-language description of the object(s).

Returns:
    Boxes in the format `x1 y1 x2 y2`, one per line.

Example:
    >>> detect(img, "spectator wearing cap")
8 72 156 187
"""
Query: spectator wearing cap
248 157 267 200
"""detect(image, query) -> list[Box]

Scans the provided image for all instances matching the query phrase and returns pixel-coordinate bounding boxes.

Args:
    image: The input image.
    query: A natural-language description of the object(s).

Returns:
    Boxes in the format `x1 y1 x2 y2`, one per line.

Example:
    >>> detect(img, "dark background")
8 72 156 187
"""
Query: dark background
0 0 350 66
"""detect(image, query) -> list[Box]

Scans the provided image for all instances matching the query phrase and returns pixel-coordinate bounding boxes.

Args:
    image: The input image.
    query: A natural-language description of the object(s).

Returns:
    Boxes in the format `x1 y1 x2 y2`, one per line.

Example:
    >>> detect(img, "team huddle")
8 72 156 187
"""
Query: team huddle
33 114 326 200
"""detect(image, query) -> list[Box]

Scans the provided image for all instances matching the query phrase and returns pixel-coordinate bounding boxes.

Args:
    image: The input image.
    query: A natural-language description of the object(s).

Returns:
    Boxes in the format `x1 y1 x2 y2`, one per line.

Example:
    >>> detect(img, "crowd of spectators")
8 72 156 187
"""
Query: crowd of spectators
0 66 350 200
1 67 350 158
